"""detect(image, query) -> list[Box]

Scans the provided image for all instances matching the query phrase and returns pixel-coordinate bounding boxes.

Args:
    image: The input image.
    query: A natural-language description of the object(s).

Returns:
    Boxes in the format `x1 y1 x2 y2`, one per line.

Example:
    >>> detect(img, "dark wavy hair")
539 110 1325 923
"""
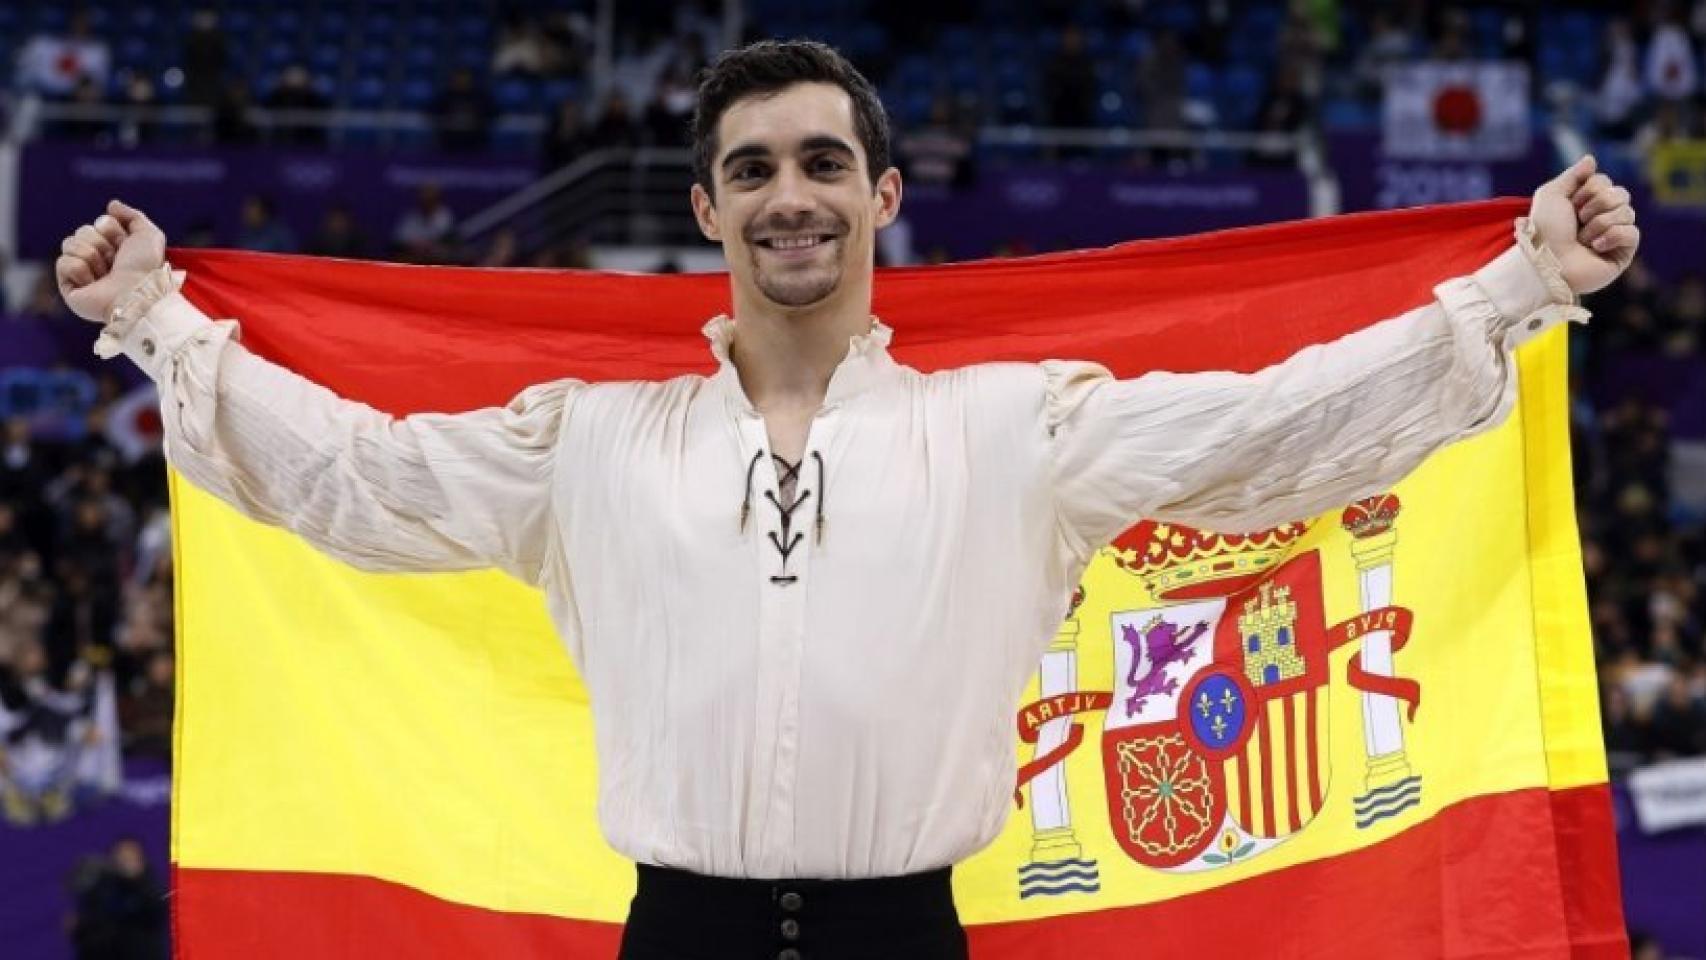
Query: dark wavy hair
691 40 892 197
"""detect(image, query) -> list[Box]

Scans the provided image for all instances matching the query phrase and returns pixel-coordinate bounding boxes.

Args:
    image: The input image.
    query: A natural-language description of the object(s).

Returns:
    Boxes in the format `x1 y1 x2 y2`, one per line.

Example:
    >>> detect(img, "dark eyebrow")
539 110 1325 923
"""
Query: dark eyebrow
719 135 858 174
800 135 856 158
719 143 772 172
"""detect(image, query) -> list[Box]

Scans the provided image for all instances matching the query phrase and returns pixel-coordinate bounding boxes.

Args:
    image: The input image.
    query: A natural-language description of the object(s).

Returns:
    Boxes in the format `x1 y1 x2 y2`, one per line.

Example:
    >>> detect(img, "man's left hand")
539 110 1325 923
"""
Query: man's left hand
1529 155 1640 296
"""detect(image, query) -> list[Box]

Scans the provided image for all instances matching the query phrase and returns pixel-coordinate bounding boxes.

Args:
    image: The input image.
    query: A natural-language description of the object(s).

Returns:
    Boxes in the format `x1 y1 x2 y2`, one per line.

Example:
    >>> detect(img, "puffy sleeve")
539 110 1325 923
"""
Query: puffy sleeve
1044 221 1586 560
105 281 578 584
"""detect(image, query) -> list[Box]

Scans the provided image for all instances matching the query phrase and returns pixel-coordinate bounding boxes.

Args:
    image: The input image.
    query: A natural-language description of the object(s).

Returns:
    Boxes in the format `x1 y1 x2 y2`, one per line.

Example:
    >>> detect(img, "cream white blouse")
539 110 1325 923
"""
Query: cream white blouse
107 230 1578 879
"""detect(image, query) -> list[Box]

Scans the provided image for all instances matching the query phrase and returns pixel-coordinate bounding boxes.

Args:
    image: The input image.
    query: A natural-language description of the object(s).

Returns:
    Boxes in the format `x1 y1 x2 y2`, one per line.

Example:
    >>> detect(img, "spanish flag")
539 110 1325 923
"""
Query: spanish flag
165 200 1624 958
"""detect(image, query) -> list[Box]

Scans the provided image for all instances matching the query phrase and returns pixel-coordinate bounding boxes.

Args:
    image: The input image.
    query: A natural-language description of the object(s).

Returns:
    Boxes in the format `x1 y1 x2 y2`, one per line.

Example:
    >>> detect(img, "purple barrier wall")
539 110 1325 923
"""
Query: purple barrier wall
901 168 1311 261
1614 783 1706 956
0 759 172 960
1328 131 1706 284
17 143 539 261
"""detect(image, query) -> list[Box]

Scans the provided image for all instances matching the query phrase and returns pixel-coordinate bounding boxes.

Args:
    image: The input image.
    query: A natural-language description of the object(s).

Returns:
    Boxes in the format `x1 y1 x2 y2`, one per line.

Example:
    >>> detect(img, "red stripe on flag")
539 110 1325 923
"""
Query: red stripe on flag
1235 750 1251 830
1257 701 1276 836
167 200 1526 417
1306 687 1324 814
1283 694 1301 833
171 785 1622 959
969 784 1625 960
172 866 622 959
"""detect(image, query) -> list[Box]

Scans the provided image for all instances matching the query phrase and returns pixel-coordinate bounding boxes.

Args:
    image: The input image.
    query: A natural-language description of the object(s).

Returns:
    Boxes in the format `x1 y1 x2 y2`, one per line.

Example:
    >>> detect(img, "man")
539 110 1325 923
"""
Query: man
55 40 1638 960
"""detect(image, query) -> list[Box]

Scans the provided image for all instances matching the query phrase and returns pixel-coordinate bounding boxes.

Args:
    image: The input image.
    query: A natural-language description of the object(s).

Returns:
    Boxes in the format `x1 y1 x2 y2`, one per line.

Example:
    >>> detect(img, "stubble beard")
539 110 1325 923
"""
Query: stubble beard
754 250 843 307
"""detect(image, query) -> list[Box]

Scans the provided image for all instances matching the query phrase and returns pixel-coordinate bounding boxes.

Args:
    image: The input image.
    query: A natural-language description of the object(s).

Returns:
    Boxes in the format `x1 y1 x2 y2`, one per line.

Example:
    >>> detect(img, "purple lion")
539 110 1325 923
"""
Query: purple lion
1122 617 1209 717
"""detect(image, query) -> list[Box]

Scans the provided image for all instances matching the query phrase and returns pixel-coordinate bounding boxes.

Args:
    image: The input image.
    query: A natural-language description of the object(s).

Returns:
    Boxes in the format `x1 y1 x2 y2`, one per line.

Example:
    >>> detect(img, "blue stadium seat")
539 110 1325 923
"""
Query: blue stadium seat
263 42 298 71
988 30 1028 64
348 75 389 109
308 43 343 74
493 77 536 112
1186 62 1216 101
315 13 351 38
1219 65 1264 128
404 45 439 72
400 77 437 109
939 26 978 59
1320 98 1375 131
355 44 392 72
269 11 304 37
1096 90 1135 128
844 24 886 60
541 78 584 107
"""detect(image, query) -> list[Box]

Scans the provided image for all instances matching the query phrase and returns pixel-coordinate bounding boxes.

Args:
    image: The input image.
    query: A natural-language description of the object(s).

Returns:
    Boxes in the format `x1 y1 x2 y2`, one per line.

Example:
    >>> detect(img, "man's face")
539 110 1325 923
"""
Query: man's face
692 82 900 311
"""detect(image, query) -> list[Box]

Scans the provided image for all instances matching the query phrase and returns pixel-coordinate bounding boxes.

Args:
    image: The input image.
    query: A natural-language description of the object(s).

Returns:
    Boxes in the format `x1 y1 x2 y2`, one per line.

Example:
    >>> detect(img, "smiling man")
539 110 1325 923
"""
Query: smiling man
54 40 1640 960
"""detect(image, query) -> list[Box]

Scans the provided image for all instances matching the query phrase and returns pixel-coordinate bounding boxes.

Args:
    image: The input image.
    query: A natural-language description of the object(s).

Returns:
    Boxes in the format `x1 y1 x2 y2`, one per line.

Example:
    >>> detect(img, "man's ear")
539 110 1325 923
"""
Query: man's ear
872 167 903 229
690 183 721 242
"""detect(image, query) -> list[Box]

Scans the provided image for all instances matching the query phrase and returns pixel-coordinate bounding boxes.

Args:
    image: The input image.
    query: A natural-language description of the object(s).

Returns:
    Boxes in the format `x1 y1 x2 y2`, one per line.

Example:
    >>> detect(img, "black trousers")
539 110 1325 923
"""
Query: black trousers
617 863 969 960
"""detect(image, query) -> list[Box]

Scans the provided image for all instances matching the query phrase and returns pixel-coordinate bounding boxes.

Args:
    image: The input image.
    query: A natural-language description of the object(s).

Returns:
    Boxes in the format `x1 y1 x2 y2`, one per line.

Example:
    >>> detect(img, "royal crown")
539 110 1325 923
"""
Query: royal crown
1340 493 1402 539
1109 519 1311 601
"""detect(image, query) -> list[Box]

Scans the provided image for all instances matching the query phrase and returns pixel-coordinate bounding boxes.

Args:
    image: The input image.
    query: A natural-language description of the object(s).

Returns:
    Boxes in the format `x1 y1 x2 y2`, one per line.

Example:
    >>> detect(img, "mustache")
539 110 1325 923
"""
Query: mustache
743 214 848 241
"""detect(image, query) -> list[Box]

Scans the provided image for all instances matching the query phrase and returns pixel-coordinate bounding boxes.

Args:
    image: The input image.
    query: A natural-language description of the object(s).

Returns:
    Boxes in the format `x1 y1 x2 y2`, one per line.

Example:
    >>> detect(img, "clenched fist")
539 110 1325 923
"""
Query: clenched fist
1529 155 1640 296
56 199 168 323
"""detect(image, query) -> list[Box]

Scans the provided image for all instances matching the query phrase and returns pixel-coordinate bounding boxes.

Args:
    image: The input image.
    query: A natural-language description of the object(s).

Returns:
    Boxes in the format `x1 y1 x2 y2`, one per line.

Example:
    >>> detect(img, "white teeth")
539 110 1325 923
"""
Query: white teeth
766 236 825 250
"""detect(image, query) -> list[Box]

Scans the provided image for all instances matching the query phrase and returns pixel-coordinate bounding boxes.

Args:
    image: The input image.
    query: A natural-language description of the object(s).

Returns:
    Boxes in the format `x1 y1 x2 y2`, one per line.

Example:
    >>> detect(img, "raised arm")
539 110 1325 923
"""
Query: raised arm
56 201 575 583
1047 158 1639 557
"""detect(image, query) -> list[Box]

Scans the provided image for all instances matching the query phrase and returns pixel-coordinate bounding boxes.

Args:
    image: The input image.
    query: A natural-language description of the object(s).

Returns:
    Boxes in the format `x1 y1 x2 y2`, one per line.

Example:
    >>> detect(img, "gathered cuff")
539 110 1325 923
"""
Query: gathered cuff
94 263 185 360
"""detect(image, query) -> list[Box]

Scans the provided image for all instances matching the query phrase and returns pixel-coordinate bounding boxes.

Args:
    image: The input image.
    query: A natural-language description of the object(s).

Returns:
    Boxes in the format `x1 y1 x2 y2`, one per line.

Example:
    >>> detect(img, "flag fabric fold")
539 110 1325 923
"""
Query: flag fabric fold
165 199 1624 959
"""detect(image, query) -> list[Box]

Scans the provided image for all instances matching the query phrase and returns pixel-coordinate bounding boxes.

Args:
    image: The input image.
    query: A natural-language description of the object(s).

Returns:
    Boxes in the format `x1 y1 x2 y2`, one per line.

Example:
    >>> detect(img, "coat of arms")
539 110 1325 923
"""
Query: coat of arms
1015 495 1422 897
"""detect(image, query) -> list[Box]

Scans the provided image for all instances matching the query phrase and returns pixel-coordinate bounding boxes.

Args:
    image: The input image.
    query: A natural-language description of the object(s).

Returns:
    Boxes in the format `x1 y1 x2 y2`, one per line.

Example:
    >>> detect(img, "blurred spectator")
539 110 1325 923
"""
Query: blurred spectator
1595 19 1645 140
0 641 97 825
45 77 110 143
1355 9 1418 99
590 93 642 151
1275 9 1326 101
478 228 520 268
1633 102 1699 169
543 98 597 172
261 65 330 147
118 651 172 762
896 96 973 188
1429 8 1473 62
392 184 458 263
68 837 168 960
211 81 257 146
644 61 697 148
1042 25 1096 128
493 13 566 78
1649 673 1706 757
435 67 494 153
14 11 111 99
1137 30 1190 165
234 196 298 254
1646 3 1700 104
1251 62 1311 167
1601 683 1649 774
181 9 230 108
114 74 159 147
308 204 371 260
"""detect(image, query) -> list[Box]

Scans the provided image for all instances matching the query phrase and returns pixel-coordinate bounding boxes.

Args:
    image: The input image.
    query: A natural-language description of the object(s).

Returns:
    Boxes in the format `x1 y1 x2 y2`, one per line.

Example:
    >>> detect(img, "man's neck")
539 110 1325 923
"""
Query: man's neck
728 297 871 413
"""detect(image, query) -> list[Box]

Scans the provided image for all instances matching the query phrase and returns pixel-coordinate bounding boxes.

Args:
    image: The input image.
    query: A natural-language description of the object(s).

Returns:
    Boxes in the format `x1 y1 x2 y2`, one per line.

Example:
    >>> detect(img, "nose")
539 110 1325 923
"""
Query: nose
765 162 817 220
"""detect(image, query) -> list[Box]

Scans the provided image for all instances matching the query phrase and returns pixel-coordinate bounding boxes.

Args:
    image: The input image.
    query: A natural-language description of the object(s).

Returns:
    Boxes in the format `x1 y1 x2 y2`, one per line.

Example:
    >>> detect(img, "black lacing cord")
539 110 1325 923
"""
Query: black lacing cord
811 452 825 544
739 449 762 532
737 448 828 583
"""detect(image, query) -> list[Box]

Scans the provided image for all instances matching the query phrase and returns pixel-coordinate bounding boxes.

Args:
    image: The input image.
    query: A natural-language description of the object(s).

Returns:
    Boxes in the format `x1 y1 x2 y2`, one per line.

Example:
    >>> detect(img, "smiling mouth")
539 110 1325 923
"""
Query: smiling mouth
756 234 836 251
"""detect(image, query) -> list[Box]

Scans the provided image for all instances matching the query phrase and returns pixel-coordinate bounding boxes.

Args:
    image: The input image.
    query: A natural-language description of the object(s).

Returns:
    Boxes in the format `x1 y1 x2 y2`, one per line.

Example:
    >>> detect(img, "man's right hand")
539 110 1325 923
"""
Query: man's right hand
56 200 168 323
